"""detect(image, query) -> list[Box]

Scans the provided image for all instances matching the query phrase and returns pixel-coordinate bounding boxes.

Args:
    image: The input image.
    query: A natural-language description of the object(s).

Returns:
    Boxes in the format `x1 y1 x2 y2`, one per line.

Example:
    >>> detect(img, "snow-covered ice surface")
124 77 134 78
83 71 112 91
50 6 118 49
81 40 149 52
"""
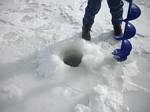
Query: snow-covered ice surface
0 0 150 112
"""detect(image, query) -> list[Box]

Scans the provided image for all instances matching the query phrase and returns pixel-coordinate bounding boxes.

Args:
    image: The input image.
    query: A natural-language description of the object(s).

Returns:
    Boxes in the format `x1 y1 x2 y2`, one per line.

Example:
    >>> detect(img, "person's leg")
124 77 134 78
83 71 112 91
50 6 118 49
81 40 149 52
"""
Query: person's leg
107 0 124 38
82 0 102 40
107 0 124 25
83 0 102 28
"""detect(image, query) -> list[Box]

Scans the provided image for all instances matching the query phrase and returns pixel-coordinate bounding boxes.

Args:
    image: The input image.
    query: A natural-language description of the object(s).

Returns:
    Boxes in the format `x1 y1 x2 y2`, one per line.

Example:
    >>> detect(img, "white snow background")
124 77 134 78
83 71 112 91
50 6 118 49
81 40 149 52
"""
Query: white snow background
0 0 150 112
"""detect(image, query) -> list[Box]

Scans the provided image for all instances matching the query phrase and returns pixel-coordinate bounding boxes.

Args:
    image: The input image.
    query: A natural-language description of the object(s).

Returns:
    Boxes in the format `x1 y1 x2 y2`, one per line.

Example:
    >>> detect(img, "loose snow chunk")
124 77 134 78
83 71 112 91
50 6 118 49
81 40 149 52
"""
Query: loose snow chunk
0 84 23 100
36 49 65 78
82 41 105 70
91 85 124 112
75 85 129 112
75 104 91 112
122 61 139 77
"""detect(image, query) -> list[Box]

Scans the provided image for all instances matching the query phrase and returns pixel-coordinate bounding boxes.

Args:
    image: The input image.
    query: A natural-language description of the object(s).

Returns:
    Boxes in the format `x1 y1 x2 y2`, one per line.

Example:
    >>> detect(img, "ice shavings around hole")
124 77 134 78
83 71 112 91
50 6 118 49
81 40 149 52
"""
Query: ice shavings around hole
122 61 147 92
0 77 24 101
75 85 129 112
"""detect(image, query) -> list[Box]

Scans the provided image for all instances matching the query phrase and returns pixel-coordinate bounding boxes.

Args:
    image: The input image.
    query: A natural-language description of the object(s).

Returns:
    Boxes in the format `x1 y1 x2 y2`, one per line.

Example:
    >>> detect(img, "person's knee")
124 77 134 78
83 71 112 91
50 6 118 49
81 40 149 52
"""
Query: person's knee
107 0 123 10
107 0 123 24
86 0 102 15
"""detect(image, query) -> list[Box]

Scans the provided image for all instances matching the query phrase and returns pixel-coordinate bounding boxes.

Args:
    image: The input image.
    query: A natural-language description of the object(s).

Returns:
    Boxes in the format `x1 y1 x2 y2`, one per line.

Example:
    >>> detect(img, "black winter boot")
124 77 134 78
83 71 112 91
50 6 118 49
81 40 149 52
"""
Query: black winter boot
113 24 123 36
82 26 91 41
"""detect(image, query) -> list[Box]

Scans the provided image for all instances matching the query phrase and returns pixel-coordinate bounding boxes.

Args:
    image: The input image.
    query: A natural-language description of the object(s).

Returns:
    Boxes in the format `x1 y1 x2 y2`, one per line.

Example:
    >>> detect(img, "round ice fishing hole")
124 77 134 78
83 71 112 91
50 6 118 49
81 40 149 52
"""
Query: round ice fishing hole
63 48 83 67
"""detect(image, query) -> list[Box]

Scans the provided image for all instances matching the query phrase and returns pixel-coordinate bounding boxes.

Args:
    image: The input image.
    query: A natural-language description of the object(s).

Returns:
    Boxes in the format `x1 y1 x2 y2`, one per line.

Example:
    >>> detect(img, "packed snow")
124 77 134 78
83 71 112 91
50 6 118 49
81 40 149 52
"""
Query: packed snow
0 0 150 112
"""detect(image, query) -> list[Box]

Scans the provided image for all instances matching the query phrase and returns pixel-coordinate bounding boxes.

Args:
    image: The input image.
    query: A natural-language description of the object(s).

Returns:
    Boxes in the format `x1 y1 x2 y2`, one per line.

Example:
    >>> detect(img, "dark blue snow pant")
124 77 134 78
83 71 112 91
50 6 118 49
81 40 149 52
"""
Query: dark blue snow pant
83 0 124 28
